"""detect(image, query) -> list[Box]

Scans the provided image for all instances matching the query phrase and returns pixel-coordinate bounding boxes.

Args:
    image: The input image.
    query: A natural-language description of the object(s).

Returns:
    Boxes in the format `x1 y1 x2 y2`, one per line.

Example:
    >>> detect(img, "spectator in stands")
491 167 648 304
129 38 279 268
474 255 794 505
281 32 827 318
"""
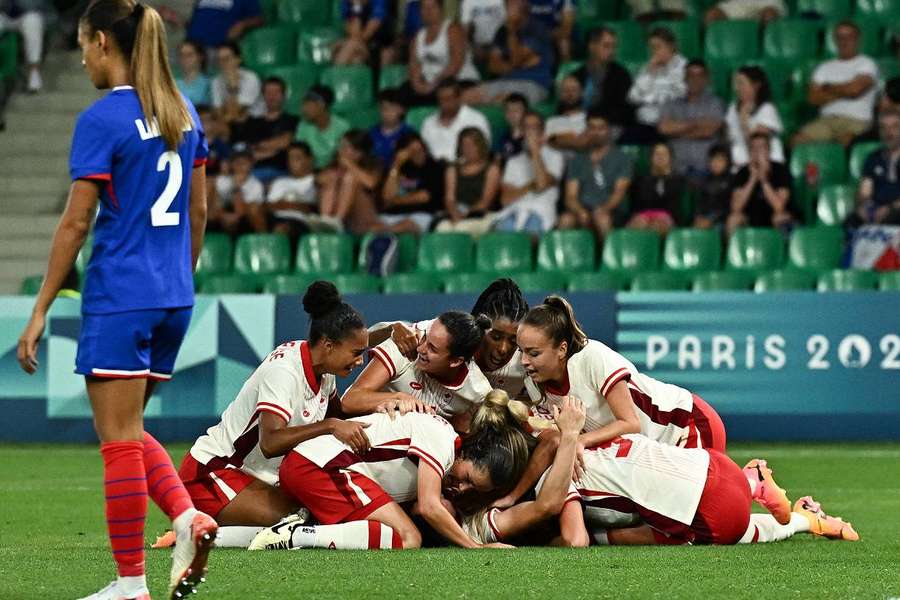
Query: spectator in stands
186 0 263 50
437 127 502 234
850 111 900 226
231 76 299 183
626 27 687 144
704 0 786 25
725 65 784 168
176 40 211 106
493 111 564 234
854 77 900 144
496 92 528 161
211 42 264 126
380 131 446 233
421 77 491 162
370 88 413 167
625 0 686 23
320 129 385 233
294 85 351 170
573 26 634 137
792 21 880 148
209 143 266 235
333 0 393 66
401 0 480 107
727 133 794 235
528 0 575 63
627 142 686 234
268 142 319 237
693 144 732 229
0 0 46 92
559 108 633 241
545 74 587 153
464 0 554 106
459 0 506 64
197 105 231 177
658 58 725 179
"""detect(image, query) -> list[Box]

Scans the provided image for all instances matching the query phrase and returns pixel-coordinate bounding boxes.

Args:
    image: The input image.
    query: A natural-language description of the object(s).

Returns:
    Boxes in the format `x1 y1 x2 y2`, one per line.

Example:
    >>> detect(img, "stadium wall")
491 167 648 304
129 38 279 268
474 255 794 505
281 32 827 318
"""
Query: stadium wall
1 292 897 442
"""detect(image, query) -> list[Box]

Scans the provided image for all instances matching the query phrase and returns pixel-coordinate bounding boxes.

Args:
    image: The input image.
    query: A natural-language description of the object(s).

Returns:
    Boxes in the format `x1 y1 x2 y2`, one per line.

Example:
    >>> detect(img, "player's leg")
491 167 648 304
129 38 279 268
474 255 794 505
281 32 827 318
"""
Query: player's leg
742 458 791 525
736 513 810 544
591 525 667 545
285 502 419 550
215 479 300 526
690 393 727 452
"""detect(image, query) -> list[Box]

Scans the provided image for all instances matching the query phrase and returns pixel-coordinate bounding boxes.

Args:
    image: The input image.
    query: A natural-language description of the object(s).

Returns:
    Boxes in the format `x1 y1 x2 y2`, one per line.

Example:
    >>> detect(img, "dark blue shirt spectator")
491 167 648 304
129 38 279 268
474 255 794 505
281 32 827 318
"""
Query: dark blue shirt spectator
370 122 414 167
403 0 422 39
186 0 262 49
492 17 554 90
862 149 900 209
528 0 572 30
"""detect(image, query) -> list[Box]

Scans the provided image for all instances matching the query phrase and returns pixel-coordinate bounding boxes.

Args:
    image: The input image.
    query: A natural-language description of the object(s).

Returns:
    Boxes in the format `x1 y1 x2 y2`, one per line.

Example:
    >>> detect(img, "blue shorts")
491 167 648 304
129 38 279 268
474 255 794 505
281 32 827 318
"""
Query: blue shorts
75 307 192 380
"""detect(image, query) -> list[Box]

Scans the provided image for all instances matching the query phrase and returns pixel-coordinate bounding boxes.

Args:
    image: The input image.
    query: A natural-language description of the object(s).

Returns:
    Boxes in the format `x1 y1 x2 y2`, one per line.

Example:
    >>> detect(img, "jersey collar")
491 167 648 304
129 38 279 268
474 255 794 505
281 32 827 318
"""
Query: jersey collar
300 341 321 394
545 368 570 396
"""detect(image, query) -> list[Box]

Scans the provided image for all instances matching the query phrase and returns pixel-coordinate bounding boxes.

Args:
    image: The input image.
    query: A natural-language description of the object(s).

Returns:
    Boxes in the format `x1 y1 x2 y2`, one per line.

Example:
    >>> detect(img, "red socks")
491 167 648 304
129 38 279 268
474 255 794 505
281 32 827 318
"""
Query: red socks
143 432 194 520
101 441 147 577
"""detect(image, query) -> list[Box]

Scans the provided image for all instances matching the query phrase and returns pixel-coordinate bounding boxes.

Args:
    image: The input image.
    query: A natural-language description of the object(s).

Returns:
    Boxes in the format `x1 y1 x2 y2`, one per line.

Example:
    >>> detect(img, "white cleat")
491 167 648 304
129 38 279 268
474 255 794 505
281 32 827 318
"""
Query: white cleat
169 511 218 600
77 581 150 600
248 512 309 551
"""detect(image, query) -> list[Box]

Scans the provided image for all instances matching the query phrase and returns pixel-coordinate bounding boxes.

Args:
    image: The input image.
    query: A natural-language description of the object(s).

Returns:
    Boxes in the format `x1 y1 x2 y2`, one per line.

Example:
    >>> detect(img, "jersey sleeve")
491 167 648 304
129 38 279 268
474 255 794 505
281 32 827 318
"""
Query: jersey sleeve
255 362 302 423
459 364 492 406
69 109 116 182
584 342 633 399
408 415 460 478
369 337 413 381
461 509 501 544
186 99 209 165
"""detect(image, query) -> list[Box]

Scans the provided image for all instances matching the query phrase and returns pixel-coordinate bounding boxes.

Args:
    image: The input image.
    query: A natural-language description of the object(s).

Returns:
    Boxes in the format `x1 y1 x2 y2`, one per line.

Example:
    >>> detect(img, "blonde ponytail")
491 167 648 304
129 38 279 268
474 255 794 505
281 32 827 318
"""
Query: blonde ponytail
472 389 554 433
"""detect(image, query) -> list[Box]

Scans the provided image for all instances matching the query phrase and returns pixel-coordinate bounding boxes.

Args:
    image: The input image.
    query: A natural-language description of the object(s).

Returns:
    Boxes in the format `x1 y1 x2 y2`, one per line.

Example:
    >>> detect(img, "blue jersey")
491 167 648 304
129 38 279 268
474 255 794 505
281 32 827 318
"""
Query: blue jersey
70 85 208 315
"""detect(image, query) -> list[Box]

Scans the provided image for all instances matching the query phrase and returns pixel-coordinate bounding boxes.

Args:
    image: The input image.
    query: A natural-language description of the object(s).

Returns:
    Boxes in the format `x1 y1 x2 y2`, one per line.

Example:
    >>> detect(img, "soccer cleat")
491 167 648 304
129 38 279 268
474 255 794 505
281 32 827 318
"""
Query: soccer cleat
743 459 791 525
248 512 308 551
169 511 218 600
793 496 860 541
77 581 151 600
152 529 176 549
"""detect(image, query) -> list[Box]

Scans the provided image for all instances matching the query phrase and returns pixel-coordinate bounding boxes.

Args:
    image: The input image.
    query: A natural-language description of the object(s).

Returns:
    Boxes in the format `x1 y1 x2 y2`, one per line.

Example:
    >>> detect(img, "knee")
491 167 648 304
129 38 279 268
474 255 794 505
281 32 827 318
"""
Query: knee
561 529 590 548
399 526 422 549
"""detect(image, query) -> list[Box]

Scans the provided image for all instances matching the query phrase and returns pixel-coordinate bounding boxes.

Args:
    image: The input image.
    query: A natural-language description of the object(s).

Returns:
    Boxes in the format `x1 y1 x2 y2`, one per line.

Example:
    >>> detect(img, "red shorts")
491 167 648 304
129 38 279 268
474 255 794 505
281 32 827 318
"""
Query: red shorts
279 452 393 525
178 453 256 518
691 394 727 453
644 450 751 545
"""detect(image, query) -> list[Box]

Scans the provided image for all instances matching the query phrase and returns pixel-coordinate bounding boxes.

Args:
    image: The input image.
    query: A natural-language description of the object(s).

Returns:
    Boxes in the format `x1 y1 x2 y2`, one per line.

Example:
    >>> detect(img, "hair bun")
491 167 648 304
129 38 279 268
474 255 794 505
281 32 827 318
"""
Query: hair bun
474 313 492 332
302 280 342 319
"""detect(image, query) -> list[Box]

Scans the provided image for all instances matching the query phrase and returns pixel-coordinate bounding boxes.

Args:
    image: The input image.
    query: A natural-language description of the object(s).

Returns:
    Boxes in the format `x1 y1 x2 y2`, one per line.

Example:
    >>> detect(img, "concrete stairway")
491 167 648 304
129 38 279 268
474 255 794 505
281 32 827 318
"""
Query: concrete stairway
0 50 100 293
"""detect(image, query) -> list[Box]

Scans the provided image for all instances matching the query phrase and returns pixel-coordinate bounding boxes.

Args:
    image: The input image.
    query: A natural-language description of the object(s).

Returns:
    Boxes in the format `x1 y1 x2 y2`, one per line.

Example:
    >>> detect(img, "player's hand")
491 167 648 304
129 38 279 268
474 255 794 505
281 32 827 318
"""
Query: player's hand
482 542 515 549
331 419 371 454
377 394 432 419
573 441 586 482
553 396 586 437
391 322 420 359
17 312 45 374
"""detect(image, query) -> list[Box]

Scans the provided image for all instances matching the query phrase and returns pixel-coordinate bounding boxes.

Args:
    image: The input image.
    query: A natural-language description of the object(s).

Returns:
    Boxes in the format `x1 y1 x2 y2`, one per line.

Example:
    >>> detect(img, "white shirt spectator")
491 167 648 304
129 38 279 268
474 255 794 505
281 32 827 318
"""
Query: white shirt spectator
545 111 586 139
812 55 880 123
628 54 688 125
415 19 481 85
496 146 565 231
268 174 317 205
715 0 786 19
421 104 492 162
725 101 785 167
459 0 506 46
211 68 265 118
216 174 265 206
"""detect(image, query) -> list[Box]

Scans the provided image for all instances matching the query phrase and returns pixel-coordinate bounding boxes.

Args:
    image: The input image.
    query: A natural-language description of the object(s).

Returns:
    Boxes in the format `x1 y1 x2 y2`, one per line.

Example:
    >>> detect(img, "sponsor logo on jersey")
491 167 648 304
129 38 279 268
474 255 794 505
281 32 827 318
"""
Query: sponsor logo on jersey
410 382 423 390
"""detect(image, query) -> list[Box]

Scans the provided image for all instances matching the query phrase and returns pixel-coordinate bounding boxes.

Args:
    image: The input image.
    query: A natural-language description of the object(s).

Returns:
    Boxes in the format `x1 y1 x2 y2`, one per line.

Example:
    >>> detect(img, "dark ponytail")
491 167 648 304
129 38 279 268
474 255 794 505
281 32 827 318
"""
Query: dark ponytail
302 281 365 344
522 295 587 357
470 278 529 324
437 310 491 361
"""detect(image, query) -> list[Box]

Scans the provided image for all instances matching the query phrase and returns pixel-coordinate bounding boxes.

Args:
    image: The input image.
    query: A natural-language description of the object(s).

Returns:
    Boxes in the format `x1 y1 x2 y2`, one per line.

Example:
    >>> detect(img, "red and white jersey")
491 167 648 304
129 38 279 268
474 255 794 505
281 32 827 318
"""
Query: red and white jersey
524 340 698 447
575 434 710 526
483 350 528 400
294 411 460 504
369 331 491 419
188 340 336 486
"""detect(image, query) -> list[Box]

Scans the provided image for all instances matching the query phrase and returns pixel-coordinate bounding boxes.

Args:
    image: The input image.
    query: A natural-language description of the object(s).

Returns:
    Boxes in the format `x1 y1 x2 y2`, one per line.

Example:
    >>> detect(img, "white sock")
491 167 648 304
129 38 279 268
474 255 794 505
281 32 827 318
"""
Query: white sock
215 526 264 548
592 530 610 546
791 511 810 533
746 477 758 496
117 575 148 597
290 521 401 550
172 507 198 534
738 513 806 544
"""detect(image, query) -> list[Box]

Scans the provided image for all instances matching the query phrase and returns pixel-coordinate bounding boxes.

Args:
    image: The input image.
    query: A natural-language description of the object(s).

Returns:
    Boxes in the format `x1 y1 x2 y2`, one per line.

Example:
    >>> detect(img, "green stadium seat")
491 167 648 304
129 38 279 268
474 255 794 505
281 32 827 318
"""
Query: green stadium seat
788 226 845 272
476 232 533 274
663 228 722 273
379 64 408 90
342 106 381 129
234 234 291 279
751 58 793 101
650 19 701 58
705 20 759 68
241 26 296 71
334 273 382 294
358 233 418 273
417 233 474 274
753 269 817 291
620 145 651 176
823 19 882 57
201 274 259 294
691 271 754 291
856 0 900 19
474 104 509 142
709 62 735 103
789 58 821 109
20 275 42 295
577 0 621 21
536 230 596 272
406 106 437 132
567 271 627 291
320 65 374 114
442 272 496 293
849 141 880 180
817 269 879 291
817 184 856 225
726 228 785 274
762 19 821 64
262 274 317 294
258 0 278 22
790 143 848 222
555 61 584 87
195 233 233 282
383 273 442 294
0 32 18 82
515 271 568 293
297 27 340 65
296 233 355 275
602 230 661 274
277 0 333 26
877 57 900 82
604 21 647 62
264 64 319 117
629 271 689 291
796 0 852 19
879 270 900 290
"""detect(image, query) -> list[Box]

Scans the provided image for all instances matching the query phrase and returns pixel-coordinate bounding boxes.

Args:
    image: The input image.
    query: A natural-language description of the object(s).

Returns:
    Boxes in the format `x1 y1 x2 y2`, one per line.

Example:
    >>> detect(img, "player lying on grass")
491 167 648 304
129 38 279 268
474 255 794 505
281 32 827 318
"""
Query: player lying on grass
247 390 532 550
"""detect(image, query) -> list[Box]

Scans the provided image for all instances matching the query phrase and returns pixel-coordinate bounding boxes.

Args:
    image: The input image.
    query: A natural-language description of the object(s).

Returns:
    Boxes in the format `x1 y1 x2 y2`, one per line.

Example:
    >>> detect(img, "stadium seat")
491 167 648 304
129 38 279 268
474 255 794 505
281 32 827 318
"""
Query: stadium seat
620 145 651 176
602 230 661 274
474 104 509 143
576 0 620 21
320 66 374 113
796 0 852 19
234 234 291 279
762 19 821 65
0 32 18 82
195 233 234 282
417 233 474 274
342 106 381 129
650 19 701 58
849 141 880 180
262 274 317 294
753 269 818 291
856 0 900 20
817 184 856 225
240 26 296 71
334 273 382 294
406 106 437 132
555 61 583 87
536 230 596 272
662 228 722 273
751 58 793 101
297 28 340 65
277 0 333 26
788 226 845 272
691 271 754 292
379 64 408 90
296 233 355 275
567 271 627 291
264 65 320 116
201 274 259 294
383 273 441 294
705 20 759 68
726 228 785 274
515 271 568 293
823 19 882 57
817 269 879 291
258 0 278 23
790 142 848 222
629 271 689 291
603 21 647 62
20 275 42 295
358 232 418 273
442 272 496 293
879 270 900 290
476 232 533 274
878 56 900 81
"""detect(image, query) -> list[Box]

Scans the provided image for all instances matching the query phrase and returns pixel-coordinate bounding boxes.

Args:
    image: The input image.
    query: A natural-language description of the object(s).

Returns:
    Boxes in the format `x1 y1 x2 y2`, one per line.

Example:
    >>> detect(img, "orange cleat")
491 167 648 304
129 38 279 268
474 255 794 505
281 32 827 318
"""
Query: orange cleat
169 511 218 600
793 496 860 541
743 459 792 525
151 529 176 549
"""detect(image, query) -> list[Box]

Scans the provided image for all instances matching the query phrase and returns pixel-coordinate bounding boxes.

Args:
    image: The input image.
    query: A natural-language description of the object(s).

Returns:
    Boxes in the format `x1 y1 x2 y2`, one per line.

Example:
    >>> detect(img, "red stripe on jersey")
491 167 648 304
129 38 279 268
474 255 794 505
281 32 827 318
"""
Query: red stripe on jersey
106 181 120 209
323 447 410 470
205 414 263 472
601 367 630 397
433 363 468 389
545 370 570 396
257 402 291 424
369 346 396 379
299 341 320 394
751 525 760 543
629 386 693 429
487 509 503 541
327 469 364 508
90 372 149 379
193 158 207 168
368 520 380 549
408 446 444 477
80 173 112 181
564 493 581 505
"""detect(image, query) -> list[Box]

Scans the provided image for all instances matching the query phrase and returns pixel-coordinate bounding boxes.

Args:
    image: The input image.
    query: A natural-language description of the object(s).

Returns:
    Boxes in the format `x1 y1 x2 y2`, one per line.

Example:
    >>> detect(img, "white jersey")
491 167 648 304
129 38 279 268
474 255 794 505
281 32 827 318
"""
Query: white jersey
524 340 698 447
483 349 528 400
294 412 459 504
188 340 336 486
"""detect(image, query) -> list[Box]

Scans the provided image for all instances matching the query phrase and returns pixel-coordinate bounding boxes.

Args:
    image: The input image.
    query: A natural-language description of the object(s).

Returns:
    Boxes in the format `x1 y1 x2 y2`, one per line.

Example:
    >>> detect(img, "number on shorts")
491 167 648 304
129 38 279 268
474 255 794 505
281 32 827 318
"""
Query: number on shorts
151 151 183 227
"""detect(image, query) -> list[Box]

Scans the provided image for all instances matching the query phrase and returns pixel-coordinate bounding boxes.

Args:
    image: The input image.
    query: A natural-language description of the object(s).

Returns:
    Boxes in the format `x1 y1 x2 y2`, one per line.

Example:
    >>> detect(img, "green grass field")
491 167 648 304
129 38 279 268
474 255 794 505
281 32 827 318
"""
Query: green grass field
2 443 899 599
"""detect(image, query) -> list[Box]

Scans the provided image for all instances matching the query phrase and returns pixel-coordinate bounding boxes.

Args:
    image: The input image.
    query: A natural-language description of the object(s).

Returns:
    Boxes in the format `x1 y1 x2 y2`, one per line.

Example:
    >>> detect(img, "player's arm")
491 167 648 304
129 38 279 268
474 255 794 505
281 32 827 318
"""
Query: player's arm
257 412 370 457
17 180 99 373
553 500 590 547
340 358 425 416
190 163 208 270
493 427 560 507
415 463 483 548
578 380 641 448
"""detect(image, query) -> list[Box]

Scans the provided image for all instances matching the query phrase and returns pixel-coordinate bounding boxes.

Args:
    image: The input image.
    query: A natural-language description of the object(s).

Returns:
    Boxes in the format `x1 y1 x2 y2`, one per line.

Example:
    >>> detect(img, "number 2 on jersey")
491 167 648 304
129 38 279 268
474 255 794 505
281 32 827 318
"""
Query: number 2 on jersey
151 151 183 227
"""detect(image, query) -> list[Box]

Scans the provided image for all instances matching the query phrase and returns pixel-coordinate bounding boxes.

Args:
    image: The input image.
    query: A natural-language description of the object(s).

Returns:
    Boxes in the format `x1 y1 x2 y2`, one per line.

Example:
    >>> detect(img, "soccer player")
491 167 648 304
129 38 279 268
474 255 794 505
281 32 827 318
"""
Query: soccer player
16 1 214 599
248 390 532 550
